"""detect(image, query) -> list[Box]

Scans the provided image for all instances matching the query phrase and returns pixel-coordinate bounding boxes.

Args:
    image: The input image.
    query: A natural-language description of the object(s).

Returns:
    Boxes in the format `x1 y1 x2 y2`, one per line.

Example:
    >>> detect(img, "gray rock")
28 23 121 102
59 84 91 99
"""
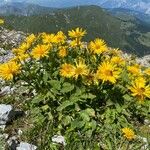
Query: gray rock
0 104 13 125
0 86 14 97
52 135 66 146
7 136 19 150
16 142 37 150
0 48 14 63
0 28 26 48
136 55 150 67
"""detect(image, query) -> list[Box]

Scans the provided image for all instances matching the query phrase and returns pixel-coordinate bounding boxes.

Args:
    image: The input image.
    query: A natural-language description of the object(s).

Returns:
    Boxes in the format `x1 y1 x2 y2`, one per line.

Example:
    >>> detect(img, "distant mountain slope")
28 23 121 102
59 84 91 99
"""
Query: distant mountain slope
0 2 55 16
108 8 150 25
100 0 150 15
1 5 150 56
1 0 150 15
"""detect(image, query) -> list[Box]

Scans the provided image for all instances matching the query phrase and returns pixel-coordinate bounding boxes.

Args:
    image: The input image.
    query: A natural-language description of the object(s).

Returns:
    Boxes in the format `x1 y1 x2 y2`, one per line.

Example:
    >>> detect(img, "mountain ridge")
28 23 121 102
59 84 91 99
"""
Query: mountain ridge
0 0 150 15
1 5 150 56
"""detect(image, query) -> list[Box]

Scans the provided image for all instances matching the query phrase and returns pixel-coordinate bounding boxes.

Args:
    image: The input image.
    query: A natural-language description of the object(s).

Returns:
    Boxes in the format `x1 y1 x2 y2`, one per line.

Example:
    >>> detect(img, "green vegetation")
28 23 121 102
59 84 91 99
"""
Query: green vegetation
0 29 150 149
1 5 150 56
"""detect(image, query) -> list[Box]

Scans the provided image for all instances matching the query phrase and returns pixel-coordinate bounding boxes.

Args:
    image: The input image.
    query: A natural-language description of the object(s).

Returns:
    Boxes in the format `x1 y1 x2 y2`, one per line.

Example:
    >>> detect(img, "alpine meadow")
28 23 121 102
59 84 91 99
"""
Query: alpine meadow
0 0 150 150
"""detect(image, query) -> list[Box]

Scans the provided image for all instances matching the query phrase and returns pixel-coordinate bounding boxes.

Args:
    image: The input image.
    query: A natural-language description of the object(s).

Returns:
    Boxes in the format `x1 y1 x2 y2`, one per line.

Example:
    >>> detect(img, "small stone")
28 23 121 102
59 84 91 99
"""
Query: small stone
0 133 9 139
0 125 6 131
7 136 19 150
0 104 13 125
16 142 37 150
52 135 66 146
0 86 14 96
18 129 23 136
144 119 150 125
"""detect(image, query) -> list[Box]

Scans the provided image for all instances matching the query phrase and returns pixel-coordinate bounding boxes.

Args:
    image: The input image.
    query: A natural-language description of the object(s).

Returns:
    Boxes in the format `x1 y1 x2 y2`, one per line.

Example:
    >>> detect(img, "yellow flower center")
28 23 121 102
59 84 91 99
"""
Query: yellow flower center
137 88 145 95
104 70 113 76
75 67 84 75
95 45 100 49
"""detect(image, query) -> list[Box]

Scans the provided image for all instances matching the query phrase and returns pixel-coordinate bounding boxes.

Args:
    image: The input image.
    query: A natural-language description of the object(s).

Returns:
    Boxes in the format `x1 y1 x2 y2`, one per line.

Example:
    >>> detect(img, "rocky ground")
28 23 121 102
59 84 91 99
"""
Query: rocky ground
0 28 38 150
0 27 150 150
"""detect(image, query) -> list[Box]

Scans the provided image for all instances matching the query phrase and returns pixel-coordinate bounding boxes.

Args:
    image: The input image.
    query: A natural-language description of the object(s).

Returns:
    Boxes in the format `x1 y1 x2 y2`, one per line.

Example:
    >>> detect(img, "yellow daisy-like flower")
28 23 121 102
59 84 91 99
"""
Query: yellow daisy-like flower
42 33 55 44
54 31 66 44
84 72 98 85
12 48 25 56
109 48 122 56
144 68 150 76
31 44 51 59
111 56 125 66
122 128 135 141
0 19 4 25
12 54 29 62
0 61 21 80
96 61 120 84
68 28 86 39
13 42 30 55
60 63 75 78
26 34 36 45
89 38 108 55
128 77 150 101
127 64 141 76
58 46 68 58
69 38 84 48
73 59 89 79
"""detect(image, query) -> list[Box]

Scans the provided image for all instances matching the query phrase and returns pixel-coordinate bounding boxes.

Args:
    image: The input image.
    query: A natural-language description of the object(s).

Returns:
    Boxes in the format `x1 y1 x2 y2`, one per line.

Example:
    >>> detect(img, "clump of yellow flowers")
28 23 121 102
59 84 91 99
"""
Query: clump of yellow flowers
0 18 4 25
122 127 135 141
0 27 150 103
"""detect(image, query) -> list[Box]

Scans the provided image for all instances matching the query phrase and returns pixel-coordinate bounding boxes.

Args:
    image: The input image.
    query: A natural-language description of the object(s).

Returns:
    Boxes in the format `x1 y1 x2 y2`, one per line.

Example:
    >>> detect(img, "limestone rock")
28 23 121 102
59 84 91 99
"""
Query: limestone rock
16 142 37 150
52 135 66 146
0 104 13 125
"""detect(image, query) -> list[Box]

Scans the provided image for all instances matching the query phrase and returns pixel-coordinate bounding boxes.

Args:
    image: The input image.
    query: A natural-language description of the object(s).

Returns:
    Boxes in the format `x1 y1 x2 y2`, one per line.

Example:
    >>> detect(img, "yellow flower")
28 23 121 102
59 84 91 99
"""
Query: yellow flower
54 31 66 44
26 34 36 44
0 19 4 25
127 64 141 76
73 59 89 79
0 61 21 80
42 33 55 44
12 54 29 62
122 128 135 141
69 38 84 48
12 48 25 56
109 48 122 56
68 28 86 39
58 46 68 58
96 61 120 84
31 44 51 59
84 72 97 85
128 77 150 101
89 38 107 54
111 56 125 66
60 63 75 78
15 42 30 54
144 68 150 76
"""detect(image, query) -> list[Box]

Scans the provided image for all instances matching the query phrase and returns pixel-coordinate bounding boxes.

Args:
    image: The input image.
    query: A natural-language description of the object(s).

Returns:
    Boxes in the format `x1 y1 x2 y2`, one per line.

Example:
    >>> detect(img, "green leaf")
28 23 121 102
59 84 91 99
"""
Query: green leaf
85 108 95 117
48 80 61 90
62 116 72 126
71 120 85 129
31 94 43 104
61 82 74 93
43 71 49 83
80 111 90 122
80 93 96 100
47 112 53 121
44 91 55 100
41 105 49 111
70 96 81 103
57 101 74 111
123 94 133 101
